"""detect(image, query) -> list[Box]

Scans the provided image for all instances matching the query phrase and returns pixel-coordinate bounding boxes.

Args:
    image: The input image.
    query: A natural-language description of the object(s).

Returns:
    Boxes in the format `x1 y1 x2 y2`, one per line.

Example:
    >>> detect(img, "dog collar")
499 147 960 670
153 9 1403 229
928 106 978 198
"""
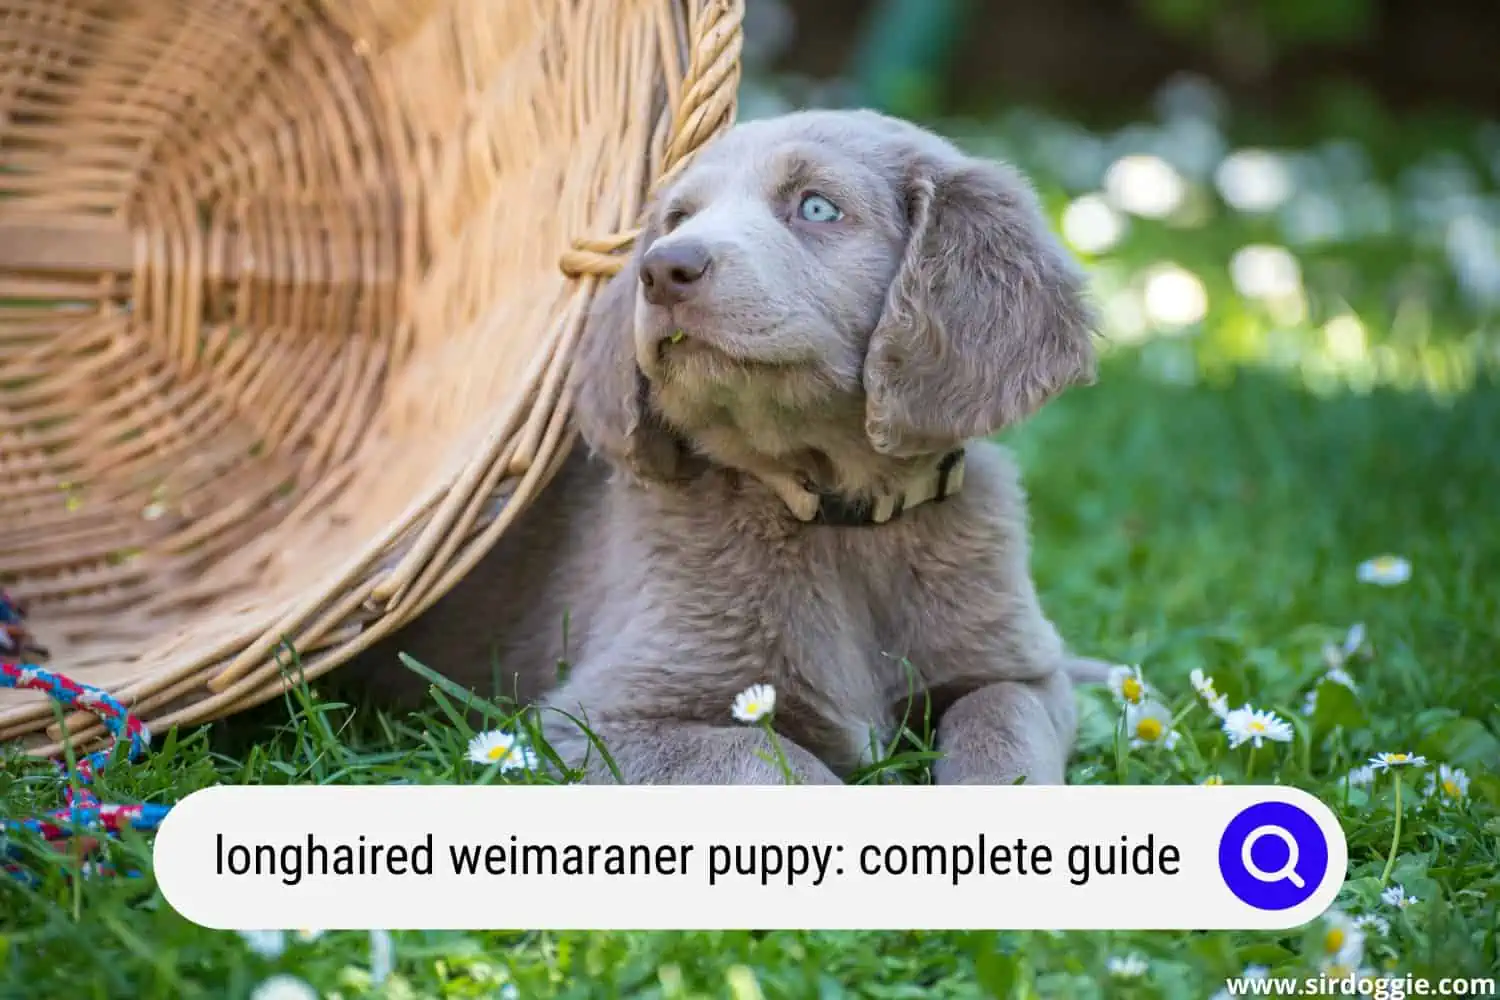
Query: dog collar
777 449 966 527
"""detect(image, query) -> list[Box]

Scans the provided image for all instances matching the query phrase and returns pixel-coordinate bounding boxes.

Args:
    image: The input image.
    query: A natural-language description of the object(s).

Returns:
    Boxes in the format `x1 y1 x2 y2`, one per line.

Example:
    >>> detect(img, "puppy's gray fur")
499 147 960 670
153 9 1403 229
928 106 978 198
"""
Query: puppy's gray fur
357 110 1105 785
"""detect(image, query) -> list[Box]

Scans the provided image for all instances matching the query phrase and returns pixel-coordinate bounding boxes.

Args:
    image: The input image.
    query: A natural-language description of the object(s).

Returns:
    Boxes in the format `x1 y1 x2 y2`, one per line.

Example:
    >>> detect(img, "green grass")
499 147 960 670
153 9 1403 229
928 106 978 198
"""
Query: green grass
5 98 1500 997
4 361 1496 998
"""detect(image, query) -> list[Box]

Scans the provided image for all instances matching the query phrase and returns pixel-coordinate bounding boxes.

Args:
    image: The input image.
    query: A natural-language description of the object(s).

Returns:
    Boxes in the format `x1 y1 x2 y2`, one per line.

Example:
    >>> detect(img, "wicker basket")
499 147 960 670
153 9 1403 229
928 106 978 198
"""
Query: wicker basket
0 0 743 755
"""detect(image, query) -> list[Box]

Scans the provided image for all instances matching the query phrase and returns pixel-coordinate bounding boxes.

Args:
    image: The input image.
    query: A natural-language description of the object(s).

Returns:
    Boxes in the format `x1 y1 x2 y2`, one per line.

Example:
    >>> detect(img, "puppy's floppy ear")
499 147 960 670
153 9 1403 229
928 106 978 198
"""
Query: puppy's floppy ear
863 155 1097 457
569 226 690 481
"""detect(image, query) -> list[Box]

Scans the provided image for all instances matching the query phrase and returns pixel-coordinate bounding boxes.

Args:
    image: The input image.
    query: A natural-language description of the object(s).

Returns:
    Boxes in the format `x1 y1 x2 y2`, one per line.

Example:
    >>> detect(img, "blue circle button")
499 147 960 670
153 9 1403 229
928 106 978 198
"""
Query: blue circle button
1218 801 1329 910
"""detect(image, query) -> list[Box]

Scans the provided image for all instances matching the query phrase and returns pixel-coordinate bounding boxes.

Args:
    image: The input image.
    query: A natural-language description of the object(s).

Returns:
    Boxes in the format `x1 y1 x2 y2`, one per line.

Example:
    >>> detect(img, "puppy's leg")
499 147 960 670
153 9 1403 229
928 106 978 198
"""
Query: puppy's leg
932 672 1077 786
541 715 842 785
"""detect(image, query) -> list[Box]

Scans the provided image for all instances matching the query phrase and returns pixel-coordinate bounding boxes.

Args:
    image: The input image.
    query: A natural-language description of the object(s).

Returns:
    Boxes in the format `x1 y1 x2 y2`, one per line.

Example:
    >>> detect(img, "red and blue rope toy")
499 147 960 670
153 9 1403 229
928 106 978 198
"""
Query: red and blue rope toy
2 590 171 880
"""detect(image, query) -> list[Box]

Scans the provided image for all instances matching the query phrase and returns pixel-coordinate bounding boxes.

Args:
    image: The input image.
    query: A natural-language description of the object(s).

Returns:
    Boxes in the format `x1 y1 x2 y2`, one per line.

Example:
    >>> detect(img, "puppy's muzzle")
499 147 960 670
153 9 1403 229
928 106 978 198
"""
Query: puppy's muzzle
640 239 711 307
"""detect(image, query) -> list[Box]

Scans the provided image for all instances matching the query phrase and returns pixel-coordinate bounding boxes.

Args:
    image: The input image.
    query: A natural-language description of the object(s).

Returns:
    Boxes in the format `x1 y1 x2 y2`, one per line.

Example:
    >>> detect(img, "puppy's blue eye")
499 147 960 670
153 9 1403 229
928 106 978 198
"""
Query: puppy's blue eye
798 193 843 223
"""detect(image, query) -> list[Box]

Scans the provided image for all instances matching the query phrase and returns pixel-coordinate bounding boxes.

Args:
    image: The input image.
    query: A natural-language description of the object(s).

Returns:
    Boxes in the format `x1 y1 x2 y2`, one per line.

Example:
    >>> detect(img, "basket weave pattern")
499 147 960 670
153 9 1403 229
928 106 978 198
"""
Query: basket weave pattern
0 0 743 754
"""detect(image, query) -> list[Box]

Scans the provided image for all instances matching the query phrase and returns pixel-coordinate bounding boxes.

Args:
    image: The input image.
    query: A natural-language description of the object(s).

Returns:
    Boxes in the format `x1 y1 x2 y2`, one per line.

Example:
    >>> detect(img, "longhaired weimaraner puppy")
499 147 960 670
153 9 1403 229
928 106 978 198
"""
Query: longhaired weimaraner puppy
358 109 1109 784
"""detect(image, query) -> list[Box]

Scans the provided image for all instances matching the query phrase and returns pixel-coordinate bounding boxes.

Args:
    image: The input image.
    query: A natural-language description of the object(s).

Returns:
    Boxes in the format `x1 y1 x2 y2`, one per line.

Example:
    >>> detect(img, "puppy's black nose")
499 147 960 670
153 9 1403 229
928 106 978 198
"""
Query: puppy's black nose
640 240 711 306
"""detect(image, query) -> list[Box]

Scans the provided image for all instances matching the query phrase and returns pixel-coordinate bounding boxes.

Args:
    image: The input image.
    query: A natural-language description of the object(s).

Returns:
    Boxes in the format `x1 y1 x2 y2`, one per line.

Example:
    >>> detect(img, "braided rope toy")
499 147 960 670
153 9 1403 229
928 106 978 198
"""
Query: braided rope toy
2 590 171 881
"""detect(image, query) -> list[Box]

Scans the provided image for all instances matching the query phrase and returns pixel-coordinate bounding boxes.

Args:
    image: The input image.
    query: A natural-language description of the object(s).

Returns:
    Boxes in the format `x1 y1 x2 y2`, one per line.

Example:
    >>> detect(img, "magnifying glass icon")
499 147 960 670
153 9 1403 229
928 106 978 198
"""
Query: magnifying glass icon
1240 824 1305 887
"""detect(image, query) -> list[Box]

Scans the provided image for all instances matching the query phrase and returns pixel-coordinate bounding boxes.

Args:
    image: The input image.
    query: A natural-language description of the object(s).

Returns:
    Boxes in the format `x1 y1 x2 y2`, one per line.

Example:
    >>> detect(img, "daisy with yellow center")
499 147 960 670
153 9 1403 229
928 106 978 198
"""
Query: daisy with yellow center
1424 763 1470 801
1352 914 1389 936
465 730 538 772
1318 910 1365 968
1356 555 1411 586
731 683 776 724
1107 665 1151 706
1369 751 1427 771
1222 705 1293 749
1126 700 1179 750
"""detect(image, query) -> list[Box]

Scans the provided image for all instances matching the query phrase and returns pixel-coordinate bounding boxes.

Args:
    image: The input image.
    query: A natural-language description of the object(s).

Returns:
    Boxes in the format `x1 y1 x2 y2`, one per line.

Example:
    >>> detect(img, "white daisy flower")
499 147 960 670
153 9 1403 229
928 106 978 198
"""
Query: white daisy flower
1424 763 1471 801
1201 773 1226 786
465 730 538 772
238 930 287 958
1106 952 1149 978
1319 910 1365 967
1189 669 1230 716
1107 665 1151 706
1369 752 1427 771
1222 705 1294 749
369 928 395 985
1126 700 1179 750
731 683 776 723
1356 555 1411 586
249 975 319 1000
1380 884 1418 909
1346 765 1376 788
1353 913 1390 936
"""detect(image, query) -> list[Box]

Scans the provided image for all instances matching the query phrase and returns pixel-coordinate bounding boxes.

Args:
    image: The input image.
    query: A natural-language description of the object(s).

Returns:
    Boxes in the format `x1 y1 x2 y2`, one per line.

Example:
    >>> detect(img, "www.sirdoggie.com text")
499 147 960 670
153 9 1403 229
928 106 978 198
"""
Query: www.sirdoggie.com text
214 831 1183 889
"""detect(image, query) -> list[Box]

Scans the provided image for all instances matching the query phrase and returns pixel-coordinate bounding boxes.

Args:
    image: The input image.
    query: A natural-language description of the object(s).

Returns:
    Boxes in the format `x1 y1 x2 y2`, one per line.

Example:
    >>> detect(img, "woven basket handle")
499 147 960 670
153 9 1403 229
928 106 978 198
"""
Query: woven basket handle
559 0 743 279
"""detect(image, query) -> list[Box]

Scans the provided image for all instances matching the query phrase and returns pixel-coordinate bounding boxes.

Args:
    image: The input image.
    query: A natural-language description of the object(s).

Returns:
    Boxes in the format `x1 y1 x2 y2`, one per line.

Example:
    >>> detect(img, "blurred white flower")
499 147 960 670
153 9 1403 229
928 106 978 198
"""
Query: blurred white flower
1357 555 1411 586
732 683 777 723
1324 315 1369 363
1223 706 1293 749
1190 668 1230 718
1302 689 1319 717
1424 763 1471 801
1106 953 1149 978
1317 959 1374 982
1143 264 1208 327
250 976 319 1000
1230 245 1302 300
1126 700 1179 750
1353 913 1390 936
239 930 287 958
1381 884 1418 909
1281 193 1346 246
1105 154 1186 219
1323 623 1367 669
1062 194 1127 254
1346 765 1376 788
1324 667 1357 691
1216 149 1292 213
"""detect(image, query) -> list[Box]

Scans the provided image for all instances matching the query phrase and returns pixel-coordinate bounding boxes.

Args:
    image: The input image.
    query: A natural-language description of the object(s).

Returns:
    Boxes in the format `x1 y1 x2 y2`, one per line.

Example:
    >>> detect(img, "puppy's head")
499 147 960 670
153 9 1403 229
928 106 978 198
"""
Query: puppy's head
573 110 1096 481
